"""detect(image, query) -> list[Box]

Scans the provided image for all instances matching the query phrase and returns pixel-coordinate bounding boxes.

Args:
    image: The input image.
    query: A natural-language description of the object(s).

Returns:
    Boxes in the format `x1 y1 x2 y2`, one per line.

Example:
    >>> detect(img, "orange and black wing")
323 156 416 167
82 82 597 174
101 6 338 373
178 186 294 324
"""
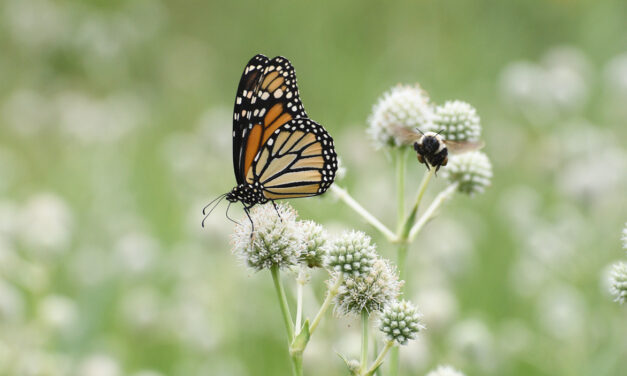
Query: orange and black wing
234 55 309 184
233 54 269 185
246 118 337 199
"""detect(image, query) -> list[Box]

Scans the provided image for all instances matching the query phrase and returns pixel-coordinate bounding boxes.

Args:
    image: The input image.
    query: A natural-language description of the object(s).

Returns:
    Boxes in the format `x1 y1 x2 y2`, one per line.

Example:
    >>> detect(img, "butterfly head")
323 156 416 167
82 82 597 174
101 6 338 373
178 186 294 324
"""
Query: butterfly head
225 183 268 207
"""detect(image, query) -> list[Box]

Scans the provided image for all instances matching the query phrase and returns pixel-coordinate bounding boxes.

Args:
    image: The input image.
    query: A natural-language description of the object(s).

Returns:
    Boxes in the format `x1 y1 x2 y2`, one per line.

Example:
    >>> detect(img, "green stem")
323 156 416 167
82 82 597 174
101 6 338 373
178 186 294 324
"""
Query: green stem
291 354 303 376
331 185 397 242
396 148 407 233
295 267 305 334
310 273 343 335
271 266 294 343
365 341 395 376
408 182 458 241
360 310 369 372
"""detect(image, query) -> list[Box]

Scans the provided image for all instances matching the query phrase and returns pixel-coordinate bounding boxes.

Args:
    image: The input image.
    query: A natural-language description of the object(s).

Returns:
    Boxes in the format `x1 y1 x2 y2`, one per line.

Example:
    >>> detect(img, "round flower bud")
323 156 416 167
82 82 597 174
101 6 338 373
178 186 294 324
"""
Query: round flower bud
426 365 466 376
367 84 434 149
379 300 424 345
610 261 627 304
325 230 377 277
441 151 493 196
298 220 329 268
432 101 481 142
231 203 303 271
334 259 401 316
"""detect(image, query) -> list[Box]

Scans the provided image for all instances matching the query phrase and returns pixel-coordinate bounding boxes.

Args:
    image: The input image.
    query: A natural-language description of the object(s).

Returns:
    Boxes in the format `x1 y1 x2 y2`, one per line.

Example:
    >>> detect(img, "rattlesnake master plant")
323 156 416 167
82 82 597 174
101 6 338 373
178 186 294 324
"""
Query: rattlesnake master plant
379 300 424 345
231 203 303 270
610 262 627 304
441 151 493 195
334 258 401 316
325 230 377 277
298 220 329 268
431 100 482 142
367 84 434 149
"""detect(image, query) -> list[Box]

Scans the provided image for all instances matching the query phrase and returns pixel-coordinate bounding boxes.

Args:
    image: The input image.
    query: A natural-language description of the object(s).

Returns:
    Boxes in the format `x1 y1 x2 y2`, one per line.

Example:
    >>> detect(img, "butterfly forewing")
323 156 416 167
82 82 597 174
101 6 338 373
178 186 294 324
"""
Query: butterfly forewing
247 119 337 199
233 54 269 184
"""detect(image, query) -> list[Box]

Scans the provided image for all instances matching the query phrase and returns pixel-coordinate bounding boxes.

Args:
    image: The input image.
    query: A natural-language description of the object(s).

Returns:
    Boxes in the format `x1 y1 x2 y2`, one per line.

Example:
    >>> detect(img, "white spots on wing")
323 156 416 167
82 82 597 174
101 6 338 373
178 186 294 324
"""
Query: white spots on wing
253 109 259 116
286 91 293 99
259 108 266 117
291 105 298 112
267 138 274 146
236 97 242 104
274 89 283 98
261 92 270 100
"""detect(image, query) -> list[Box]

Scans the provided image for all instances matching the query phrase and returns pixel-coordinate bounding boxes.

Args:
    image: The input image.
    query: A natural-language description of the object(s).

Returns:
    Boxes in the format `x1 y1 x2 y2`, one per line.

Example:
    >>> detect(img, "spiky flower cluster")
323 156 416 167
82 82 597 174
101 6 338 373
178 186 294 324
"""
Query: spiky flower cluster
367 84 434 149
299 220 329 268
231 203 303 270
379 300 424 345
325 230 377 277
441 151 493 195
425 365 466 376
610 261 627 304
334 259 401 315
432 100 481 142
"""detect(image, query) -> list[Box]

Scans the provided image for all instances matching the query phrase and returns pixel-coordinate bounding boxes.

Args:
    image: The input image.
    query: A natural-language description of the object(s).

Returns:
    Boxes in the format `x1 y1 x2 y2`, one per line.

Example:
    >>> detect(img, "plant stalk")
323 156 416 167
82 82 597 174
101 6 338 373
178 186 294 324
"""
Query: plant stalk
360 310 369 372
310 273 343 335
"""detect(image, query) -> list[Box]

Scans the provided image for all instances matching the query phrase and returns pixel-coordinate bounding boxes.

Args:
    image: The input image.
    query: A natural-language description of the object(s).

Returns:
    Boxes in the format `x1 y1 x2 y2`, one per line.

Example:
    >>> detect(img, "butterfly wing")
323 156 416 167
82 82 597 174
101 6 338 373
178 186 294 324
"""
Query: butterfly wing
246 118 337 199
233 54 270 184
236 56 310 185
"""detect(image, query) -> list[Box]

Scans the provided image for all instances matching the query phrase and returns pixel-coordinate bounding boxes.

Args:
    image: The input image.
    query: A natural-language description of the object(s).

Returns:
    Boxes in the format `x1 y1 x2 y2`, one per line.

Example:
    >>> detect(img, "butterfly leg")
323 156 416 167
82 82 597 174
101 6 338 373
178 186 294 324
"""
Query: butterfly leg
271 200 283 222
244 206 255 239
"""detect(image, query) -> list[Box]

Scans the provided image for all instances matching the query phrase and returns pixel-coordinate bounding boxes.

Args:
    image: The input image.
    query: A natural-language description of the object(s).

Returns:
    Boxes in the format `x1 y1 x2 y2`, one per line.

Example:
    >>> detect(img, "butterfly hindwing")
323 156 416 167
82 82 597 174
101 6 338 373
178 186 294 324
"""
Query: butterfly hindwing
246 118 337 199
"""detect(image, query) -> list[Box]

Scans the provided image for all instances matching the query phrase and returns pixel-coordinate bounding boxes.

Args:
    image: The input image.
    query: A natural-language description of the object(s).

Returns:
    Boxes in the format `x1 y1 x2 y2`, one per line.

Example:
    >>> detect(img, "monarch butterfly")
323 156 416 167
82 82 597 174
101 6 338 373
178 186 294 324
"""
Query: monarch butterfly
202 54 338 226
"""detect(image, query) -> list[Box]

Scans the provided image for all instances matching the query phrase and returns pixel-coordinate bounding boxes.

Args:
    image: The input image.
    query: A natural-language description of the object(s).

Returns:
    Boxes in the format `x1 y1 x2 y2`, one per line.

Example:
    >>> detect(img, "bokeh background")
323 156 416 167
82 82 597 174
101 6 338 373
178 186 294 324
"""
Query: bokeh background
1 0 626 375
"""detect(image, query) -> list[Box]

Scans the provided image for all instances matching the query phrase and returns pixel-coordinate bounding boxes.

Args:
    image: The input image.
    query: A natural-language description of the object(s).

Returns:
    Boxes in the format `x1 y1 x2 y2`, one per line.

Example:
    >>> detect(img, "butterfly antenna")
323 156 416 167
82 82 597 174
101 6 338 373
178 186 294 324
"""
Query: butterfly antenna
201 195 227 228
203 193 227 215
225 202 240 226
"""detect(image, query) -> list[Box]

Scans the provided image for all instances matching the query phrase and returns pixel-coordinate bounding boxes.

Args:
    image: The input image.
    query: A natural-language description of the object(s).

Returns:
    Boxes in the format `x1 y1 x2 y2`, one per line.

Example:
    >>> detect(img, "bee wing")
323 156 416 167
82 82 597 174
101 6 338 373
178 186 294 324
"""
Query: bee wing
389 124 421 145
445 140 485 154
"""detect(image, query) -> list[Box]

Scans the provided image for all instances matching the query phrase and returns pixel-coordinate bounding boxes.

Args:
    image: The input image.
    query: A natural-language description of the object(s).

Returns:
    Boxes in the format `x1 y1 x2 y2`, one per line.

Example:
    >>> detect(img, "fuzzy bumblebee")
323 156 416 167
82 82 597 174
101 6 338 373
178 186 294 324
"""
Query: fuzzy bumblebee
413 131 449 172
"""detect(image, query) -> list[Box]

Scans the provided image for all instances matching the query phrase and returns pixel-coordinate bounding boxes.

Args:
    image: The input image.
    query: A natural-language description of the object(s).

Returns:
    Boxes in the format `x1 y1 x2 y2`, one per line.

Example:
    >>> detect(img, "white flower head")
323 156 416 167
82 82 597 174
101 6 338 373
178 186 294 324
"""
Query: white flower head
334 258 401 316
298 220 329 268
426 365 466 376
441 151 493 196
379 300 424 345
231 203 303 271
622 223 627 249
367 84 434 149
610 261 627 304
433 100 482 142
325 230 377 277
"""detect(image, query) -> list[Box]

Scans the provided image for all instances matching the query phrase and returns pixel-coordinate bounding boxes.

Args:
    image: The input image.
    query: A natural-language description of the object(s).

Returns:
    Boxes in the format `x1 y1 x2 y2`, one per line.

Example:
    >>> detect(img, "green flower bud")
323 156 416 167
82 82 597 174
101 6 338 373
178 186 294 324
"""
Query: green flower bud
441 151 493 196
298 220 329 268
379 300 424 345
326 230 377 277
432 100 481 142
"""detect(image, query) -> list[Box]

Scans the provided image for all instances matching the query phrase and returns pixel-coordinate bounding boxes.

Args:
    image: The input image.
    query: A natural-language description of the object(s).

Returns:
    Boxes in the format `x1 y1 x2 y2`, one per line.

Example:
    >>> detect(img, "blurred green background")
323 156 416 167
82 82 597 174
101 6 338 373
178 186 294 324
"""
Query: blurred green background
1 0 626 375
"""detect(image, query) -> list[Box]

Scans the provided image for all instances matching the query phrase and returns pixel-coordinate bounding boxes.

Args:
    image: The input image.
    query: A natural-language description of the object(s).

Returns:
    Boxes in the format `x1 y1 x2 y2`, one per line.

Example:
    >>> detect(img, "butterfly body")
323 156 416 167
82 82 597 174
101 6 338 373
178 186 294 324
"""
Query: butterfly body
224 54 337 213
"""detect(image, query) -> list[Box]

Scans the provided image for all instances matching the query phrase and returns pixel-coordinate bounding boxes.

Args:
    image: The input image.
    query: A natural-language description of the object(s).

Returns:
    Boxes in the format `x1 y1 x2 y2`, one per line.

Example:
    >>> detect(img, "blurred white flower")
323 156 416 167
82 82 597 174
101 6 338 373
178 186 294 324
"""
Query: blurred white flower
77 354 122 376
441 151 493 196
0 200 19 237
535 284 585 339
39 295 78 331
604 52 627 97
0 279 24 322
413 286 458 330
447 318 496 372
18 193 73 256
426 365 465 376
120 287 162 331
3 0 69 50
623 222 627 249
609 262 627 304
114 232 159 275
1 89 54 136
55 91 147 144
